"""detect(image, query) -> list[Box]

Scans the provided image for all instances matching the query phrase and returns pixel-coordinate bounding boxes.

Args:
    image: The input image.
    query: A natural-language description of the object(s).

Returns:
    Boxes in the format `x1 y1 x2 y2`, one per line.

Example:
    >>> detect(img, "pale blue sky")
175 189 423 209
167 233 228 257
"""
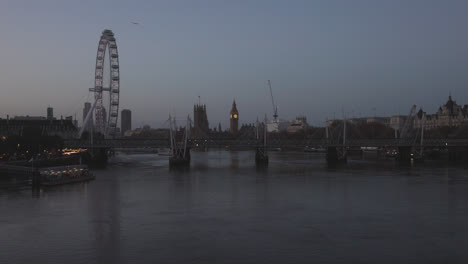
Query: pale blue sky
1 0 468 128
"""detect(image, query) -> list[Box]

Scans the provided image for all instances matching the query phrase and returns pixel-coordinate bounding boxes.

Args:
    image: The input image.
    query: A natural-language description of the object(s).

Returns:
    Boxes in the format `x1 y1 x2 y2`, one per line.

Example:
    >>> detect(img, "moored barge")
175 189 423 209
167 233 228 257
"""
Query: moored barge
39 165 95 186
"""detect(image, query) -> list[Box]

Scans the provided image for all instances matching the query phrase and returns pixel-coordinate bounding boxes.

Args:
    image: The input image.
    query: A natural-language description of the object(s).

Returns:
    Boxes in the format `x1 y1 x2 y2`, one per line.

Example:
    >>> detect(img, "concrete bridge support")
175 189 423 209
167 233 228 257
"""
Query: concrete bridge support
464 147 468 168
326 147 338 166
255 147 269 167
447 146 467 162
169 149 191 169
327 147 347 167
397 146 412 164
32 169 41 189
82 147 108 167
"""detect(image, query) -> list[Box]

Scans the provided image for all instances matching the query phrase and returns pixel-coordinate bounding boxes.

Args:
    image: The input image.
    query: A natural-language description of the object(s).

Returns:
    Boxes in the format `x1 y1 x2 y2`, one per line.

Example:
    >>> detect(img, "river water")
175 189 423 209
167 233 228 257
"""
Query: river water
1 151 468 263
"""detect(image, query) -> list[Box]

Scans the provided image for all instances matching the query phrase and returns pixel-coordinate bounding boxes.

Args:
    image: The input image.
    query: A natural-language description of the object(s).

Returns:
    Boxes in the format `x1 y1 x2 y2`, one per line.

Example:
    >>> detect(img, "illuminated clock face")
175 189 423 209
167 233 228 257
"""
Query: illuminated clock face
230 114 233 118
234 114 238 119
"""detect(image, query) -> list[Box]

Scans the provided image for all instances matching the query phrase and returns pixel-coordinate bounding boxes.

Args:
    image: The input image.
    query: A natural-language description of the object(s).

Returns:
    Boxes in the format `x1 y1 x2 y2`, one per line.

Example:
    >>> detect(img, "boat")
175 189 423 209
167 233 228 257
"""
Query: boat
38 165 95 186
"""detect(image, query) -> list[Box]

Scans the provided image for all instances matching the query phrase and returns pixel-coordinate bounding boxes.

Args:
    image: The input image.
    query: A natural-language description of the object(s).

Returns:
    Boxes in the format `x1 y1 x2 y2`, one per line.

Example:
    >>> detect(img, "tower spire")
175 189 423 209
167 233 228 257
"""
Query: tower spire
231 99 238 112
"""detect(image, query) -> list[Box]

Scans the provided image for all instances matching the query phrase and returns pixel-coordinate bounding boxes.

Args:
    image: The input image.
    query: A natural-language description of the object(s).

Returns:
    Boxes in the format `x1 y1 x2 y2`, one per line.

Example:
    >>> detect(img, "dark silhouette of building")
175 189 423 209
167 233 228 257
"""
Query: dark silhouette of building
13 116 46 121
121 109 132 137
0 118 77 139
230 100 239 134
47 107 54 120
83 102 93 132
65 116 78 128
193 104 209 137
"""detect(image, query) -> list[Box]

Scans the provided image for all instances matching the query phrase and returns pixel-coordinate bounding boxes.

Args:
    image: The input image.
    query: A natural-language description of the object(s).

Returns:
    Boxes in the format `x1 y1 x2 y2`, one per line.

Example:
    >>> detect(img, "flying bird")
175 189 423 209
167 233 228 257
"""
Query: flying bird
131 22 140 25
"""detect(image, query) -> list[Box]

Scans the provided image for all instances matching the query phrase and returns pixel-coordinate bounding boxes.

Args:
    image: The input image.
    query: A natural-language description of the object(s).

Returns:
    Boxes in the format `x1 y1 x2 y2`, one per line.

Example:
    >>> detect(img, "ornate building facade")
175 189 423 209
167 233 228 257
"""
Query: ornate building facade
414 96 468 129
193 104 209 137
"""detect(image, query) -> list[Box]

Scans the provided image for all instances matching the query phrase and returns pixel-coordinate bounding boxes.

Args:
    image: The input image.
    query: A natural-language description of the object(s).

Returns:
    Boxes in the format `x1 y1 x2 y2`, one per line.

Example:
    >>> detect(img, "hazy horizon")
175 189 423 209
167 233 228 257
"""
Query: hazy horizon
1 0 468 129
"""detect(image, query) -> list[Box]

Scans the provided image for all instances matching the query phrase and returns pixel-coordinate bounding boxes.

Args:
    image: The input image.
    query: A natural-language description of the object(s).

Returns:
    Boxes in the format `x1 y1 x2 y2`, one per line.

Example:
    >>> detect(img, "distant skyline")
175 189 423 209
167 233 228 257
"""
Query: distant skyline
1 0 468 128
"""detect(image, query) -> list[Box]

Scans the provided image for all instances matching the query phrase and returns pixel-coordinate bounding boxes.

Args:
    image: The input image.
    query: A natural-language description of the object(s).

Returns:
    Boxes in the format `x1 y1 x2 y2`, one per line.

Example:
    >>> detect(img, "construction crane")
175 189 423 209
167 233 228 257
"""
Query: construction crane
399 105 417 138
268 80 278 121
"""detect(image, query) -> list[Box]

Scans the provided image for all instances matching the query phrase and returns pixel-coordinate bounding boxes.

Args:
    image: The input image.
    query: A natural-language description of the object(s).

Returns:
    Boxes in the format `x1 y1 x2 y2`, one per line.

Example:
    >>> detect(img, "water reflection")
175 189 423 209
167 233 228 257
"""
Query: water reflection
87 170 121 263
229 151 240 169
2 151 468 263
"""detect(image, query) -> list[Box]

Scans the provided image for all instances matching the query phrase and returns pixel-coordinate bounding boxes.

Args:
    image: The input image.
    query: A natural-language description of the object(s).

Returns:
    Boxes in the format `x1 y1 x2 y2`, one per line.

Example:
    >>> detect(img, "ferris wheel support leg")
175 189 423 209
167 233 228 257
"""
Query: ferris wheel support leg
79 97 99 138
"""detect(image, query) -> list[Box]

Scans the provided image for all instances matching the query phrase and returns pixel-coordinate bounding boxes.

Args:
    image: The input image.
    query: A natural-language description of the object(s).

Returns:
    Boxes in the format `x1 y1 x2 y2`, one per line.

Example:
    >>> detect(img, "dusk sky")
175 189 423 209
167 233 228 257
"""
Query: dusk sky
1 0 468 128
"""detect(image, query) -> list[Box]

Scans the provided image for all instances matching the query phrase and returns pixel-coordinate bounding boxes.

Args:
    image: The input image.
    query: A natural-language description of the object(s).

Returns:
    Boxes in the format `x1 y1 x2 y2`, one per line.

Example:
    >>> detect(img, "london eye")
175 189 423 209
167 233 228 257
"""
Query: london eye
87 29 120 137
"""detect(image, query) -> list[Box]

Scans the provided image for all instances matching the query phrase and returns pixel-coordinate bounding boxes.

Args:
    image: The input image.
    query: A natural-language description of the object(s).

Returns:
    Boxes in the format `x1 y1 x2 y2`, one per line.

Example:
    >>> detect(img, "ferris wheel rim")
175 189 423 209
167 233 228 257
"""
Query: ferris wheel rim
93 29 120 138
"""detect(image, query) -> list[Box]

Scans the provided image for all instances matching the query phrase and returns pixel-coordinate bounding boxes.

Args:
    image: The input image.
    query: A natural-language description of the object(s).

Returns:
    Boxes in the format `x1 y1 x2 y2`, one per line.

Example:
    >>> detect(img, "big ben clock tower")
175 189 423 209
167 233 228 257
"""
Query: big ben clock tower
230 100 239 134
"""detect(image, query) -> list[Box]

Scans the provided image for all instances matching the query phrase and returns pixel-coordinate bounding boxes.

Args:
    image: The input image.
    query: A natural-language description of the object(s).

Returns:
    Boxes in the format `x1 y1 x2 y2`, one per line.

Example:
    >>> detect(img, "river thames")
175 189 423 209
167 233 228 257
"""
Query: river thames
1 151 468 263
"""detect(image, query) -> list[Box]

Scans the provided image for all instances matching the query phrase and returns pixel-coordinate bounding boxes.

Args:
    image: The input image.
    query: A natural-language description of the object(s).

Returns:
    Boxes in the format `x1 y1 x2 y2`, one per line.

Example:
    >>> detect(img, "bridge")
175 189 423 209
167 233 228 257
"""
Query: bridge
64 136 468 167
64 137 468 149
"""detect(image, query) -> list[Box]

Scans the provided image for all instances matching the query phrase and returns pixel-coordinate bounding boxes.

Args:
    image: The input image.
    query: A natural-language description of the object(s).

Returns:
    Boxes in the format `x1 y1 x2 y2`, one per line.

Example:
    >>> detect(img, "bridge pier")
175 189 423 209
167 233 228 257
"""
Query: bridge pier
447 146 465 162
464 147 468 168
81 147 108 167
108 148 115 157
169 149 191 169
397 146 412 164
326 147 347 167
326 147 338 166
32 169 41 189
255 147 269 167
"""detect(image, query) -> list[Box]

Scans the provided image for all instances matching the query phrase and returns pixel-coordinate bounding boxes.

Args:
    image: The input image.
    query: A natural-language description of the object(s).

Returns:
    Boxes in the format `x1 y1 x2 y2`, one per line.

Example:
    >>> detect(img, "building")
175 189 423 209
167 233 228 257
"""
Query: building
287 116 309 133
327 117 390 128
121 109 132 137
364 117 389 126
124 127 169 138
230 100 239 134
193 104 209 137
0 118 78 139
389 115 407 132
65 116 78 128
13 116 46 121
414 96 468 130
47 107 53 120
267 120 290 132
82 102 93 132
238 123 255 137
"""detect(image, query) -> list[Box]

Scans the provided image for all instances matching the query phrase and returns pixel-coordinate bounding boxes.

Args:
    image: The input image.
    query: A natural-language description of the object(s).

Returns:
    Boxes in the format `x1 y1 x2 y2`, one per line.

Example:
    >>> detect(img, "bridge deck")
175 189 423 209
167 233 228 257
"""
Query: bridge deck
65 138 468 149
